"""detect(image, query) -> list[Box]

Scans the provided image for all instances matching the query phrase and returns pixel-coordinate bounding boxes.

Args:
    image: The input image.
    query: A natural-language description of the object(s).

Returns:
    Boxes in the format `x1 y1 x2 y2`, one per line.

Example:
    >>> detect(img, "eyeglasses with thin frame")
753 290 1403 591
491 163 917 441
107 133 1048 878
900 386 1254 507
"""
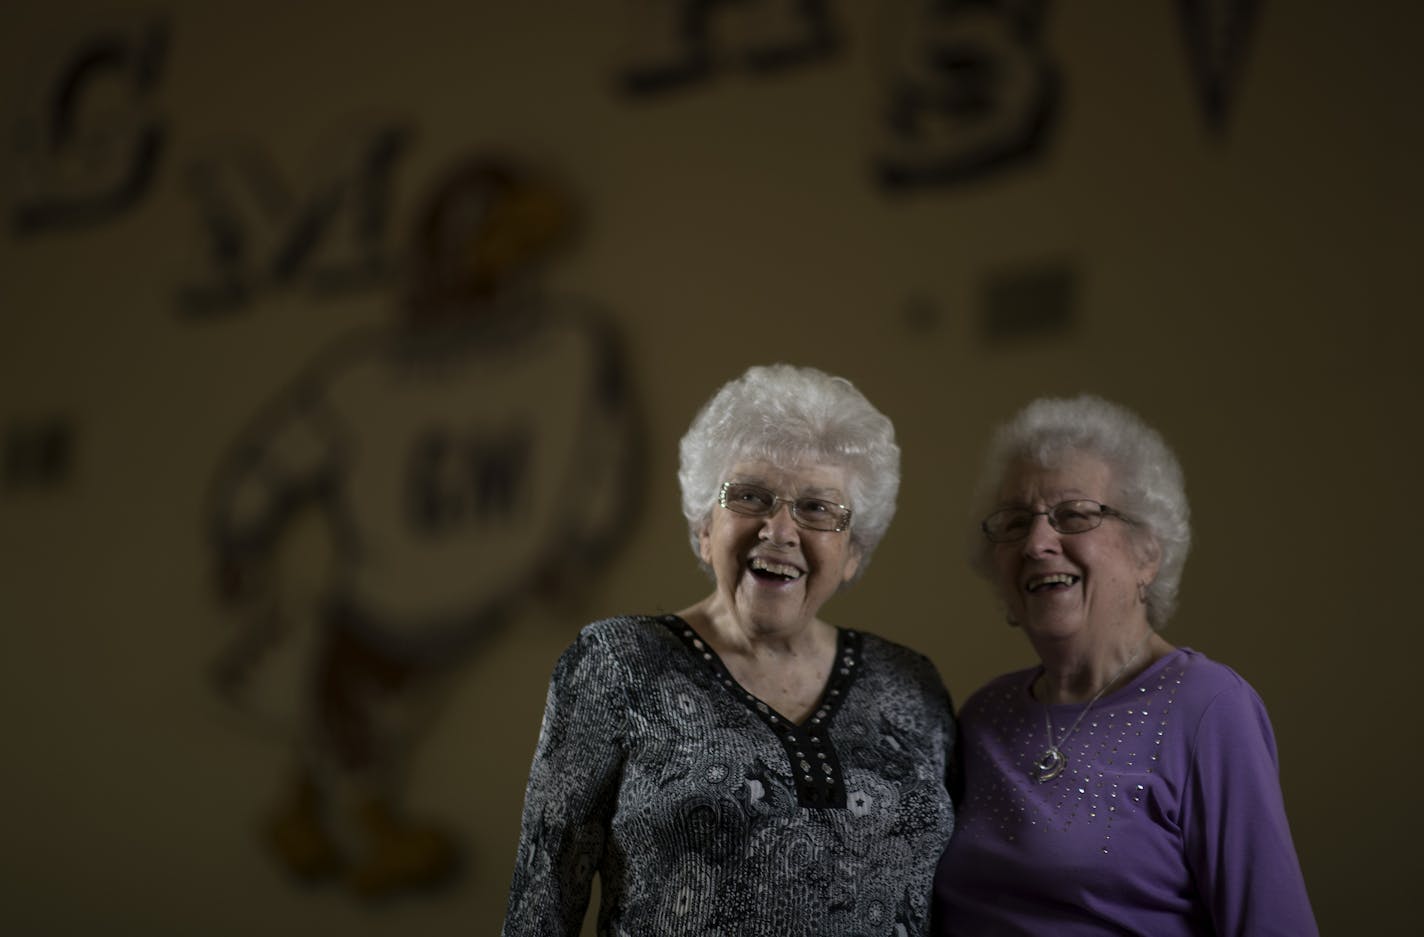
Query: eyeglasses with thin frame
981 499 1131 543
718 481 853 532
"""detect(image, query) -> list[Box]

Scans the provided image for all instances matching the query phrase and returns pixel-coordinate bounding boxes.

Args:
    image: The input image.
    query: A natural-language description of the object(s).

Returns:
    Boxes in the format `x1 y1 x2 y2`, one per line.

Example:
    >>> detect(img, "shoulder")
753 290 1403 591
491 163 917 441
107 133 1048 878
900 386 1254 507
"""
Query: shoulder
857 631 950 693
1168 648 1267 711
576 613 669 644
582 613 691 655
980 665 1039 691
550 614 678 677
858 629 936 667
960 666 1037 713
1151 651 1292 793
854 626 956 709
1161 648 1281 752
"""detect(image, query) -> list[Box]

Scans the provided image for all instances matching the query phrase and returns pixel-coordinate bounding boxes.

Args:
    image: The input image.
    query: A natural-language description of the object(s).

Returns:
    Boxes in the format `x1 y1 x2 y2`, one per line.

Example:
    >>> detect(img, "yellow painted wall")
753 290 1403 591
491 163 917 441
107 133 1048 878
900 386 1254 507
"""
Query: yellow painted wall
2 2 1419 934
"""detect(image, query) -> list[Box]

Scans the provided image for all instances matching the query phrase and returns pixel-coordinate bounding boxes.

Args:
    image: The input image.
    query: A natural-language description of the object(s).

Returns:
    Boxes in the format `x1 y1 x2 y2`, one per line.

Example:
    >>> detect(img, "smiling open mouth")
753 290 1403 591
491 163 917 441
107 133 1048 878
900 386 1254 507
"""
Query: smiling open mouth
749 557 803 582
1027 573 1080 593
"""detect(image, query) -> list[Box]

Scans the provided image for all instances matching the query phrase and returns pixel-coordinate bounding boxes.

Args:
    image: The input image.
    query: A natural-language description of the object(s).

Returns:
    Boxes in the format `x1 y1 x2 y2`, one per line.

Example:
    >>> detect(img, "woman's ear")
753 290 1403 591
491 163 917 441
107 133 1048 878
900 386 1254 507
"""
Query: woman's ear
698 520 713 567
840 545 862 585
1135 533 1162 584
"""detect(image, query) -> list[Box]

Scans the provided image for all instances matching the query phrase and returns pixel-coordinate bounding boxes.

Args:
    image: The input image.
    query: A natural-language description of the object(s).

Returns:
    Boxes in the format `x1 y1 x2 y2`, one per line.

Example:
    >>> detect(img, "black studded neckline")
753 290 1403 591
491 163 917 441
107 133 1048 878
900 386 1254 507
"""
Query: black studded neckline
659 614 862 809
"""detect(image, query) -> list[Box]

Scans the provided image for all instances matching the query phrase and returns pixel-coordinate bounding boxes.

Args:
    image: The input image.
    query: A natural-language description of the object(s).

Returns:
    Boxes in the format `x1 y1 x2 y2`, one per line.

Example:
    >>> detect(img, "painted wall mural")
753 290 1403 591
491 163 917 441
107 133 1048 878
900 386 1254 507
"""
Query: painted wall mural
178 121 412 317
204 157 642 897
0 0 1263 908
10 13 169 233
874 0 1060 188
6 4 1265 249
616 0 1261 186
1 416 75 490
617 0 842 93
1177 0 1262 133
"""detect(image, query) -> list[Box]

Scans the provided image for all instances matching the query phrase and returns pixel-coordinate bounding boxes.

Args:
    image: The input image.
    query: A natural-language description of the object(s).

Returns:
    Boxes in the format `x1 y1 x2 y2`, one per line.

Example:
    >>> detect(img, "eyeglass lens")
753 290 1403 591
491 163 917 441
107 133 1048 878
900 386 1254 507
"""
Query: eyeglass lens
720 483 849 531
983 500 1108 541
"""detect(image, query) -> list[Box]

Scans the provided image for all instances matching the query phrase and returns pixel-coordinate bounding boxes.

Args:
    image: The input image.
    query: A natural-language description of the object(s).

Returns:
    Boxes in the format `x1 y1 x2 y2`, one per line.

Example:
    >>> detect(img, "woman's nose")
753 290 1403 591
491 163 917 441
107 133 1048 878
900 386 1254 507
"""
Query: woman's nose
759 501 800 543
1022 513 1060 555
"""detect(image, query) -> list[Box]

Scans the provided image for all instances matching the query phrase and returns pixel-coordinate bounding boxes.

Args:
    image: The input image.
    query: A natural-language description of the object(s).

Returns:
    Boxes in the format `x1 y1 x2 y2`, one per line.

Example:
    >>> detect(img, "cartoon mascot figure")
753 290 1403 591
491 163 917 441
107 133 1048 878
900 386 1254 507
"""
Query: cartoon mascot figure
206 155 639 897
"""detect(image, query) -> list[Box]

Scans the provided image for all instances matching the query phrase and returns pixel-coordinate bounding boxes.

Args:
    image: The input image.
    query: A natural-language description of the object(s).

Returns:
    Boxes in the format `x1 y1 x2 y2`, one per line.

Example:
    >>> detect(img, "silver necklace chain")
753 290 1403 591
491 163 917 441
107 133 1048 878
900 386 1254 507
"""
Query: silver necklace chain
1031 633 1152 783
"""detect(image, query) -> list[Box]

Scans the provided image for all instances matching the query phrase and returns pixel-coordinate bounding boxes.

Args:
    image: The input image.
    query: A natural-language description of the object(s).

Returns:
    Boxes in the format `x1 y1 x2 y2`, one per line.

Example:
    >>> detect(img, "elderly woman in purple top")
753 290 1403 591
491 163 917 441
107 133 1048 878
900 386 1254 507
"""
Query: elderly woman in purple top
931 395 1317 937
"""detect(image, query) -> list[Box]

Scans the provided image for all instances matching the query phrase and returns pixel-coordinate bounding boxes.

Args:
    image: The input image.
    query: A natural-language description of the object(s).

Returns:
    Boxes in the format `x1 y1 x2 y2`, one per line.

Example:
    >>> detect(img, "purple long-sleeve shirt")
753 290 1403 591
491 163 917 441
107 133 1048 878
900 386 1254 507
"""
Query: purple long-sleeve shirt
932 648 1317 937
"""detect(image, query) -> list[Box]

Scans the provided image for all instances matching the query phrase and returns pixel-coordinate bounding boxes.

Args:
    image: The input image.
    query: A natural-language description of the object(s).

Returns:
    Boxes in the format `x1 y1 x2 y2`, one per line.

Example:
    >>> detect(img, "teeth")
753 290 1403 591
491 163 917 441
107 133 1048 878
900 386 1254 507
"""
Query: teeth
750 557 802 579
1028 573 1079 592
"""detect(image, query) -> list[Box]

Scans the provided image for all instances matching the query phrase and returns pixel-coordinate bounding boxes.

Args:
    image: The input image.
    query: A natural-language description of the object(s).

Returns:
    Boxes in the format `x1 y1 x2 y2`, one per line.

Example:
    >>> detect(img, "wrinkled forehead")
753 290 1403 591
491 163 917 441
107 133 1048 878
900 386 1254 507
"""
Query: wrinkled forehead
726 459 851 499
995 450 1117 506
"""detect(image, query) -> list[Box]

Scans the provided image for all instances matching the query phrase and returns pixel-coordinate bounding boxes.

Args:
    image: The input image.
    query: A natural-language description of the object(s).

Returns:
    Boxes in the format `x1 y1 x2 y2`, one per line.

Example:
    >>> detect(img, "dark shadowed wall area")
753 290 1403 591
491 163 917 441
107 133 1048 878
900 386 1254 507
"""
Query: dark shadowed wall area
2 1 1419 934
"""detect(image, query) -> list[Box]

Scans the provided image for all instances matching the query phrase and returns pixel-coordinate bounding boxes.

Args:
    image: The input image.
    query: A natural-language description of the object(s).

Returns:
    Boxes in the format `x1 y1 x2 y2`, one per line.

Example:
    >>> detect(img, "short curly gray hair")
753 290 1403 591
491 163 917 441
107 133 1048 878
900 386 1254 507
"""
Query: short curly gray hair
969 395 1192 628
678 364 900 578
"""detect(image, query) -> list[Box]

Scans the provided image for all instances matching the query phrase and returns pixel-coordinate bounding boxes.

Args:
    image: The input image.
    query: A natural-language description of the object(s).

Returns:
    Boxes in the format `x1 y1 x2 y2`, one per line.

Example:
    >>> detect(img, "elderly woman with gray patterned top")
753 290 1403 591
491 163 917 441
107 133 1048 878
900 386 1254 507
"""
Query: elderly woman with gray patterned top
931 394 1316 936
503 363 956 936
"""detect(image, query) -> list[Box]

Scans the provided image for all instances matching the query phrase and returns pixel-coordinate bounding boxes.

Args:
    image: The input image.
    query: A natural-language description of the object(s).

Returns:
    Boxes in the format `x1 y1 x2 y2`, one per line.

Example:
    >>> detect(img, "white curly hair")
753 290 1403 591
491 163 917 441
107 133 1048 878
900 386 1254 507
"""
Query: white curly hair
678 364 900 579
969 394 1192 628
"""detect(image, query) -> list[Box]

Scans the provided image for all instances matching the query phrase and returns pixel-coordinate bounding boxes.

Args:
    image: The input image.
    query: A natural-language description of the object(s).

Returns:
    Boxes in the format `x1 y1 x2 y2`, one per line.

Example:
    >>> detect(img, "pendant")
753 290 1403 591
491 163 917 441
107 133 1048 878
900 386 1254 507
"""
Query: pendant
1031 746 1066 782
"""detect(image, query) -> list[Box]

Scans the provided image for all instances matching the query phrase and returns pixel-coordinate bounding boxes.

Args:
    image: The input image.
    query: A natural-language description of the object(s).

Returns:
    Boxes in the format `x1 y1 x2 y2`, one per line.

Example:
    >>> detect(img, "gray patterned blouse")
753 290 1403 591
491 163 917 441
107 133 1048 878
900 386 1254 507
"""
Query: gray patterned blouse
502 614 956 937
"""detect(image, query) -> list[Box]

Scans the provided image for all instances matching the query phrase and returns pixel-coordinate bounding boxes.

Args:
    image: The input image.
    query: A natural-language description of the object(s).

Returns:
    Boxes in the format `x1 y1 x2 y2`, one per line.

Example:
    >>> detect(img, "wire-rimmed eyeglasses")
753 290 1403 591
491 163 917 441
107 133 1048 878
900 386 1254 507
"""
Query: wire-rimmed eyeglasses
718 481 852 532
981 499 1130 543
